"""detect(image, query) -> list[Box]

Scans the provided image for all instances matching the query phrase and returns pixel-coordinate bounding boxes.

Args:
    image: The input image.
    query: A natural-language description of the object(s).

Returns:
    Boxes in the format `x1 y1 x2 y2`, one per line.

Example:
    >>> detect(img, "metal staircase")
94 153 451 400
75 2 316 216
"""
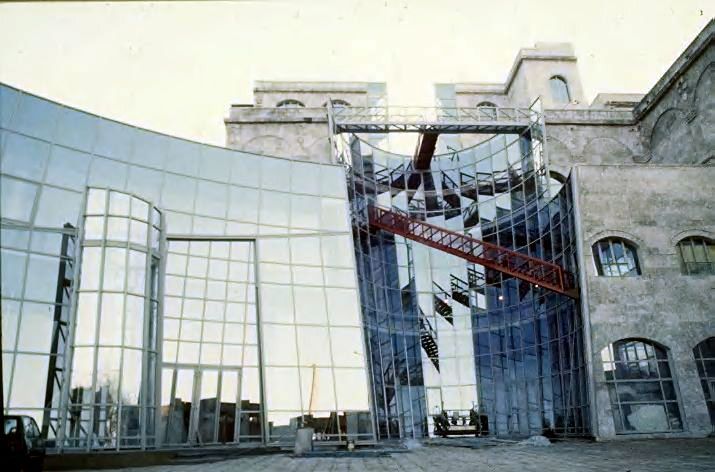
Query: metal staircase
368 206 578 298
449 275 471 307
419 313 440 372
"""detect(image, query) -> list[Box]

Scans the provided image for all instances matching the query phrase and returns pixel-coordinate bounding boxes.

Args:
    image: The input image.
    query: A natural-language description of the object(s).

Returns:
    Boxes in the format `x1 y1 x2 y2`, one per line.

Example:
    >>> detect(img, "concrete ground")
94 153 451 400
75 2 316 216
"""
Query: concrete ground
68 438 715 472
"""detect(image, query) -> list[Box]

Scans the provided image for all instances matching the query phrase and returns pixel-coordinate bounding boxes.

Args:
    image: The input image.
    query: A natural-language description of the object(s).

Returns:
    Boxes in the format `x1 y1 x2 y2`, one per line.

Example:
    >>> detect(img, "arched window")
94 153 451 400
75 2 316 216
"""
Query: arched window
593 237 640 277
677 236 714 275
601 339 682 433
276 99 305 108
693 337 715 430
476 101 497 120
323 99 351 108
549 76 570 104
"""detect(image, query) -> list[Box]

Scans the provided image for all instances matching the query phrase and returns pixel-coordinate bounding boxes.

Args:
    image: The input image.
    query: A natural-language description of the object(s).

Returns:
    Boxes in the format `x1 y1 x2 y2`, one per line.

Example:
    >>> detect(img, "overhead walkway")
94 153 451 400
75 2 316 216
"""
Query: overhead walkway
368 206 578 299
329 106 534 134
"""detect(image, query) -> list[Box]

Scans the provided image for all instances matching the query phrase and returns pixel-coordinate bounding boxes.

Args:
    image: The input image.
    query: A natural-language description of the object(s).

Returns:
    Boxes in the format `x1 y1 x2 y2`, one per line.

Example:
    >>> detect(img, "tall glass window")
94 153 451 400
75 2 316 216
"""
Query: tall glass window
160 240 262 445
601 339 682 434
693 337 715 431
63 188 162 450
549 76 570 104
593 238 640 277
677 237 714 275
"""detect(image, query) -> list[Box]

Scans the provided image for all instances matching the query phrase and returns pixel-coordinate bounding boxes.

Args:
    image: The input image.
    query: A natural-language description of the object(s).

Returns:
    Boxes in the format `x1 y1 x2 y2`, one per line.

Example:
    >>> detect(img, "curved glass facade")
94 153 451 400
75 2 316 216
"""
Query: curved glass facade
345 120 589 437
65 188 162 448
0 84 373 450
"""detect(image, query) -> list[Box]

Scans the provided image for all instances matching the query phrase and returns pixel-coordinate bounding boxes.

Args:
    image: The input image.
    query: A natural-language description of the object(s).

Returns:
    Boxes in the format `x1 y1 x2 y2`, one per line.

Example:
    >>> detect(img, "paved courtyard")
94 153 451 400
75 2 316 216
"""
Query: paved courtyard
68 438 715 472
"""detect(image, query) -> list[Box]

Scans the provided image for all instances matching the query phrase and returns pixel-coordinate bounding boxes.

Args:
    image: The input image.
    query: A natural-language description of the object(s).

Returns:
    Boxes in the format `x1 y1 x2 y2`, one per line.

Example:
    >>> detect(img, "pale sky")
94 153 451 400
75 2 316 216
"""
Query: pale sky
0 0 712 146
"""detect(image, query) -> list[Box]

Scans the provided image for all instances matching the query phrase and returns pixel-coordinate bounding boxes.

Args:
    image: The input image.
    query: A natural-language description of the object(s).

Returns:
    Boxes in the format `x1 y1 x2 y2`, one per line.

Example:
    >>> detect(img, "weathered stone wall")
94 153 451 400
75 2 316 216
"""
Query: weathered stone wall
225 82 379 163
575 165 715 439
545 123 644 175
636 29 714 165
225 107 331 162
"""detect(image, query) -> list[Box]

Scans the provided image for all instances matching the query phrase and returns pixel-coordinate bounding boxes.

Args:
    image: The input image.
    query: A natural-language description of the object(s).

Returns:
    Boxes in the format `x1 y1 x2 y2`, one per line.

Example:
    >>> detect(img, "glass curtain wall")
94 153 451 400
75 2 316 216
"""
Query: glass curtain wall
161 239 262 445
345 114 588 438
1 83 374 450
1 225 76 446
62 188 162 449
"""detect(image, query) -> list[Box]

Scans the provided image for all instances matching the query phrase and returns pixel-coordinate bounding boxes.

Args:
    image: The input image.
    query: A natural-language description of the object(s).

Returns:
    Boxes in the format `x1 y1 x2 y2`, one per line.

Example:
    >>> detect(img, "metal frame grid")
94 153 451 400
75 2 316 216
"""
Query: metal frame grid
343 100 590 438
0 224 77 444
160 238 263 446
1 84 377 450
601 339 684 434
57 187 163 451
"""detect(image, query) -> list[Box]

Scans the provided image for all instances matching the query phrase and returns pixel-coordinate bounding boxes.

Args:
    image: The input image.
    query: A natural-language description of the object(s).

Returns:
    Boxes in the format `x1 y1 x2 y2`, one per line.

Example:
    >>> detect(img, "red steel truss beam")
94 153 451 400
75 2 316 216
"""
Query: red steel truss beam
368 206 578 299
413 132 439 170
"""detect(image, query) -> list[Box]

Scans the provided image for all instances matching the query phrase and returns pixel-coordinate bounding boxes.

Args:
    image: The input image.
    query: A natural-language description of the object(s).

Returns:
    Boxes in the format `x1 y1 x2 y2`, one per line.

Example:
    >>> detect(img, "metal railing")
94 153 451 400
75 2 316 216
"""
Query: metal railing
331 106 535 125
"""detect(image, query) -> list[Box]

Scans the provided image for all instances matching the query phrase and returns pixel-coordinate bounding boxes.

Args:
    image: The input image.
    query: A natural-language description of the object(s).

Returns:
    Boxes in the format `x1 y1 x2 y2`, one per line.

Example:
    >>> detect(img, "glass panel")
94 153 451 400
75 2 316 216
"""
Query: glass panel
293 286 327 325
127 250 147 295
99 294 124 345
333 368 369 411
10 354 50 408
103 248 127 291
74 293 98 345
23 254 60 303
45 146 92 191
79 246 102 290
17 302 54 352
96 347 121 401
260 285 293 324
218 370 238 443
84 217 104 240
1 249 27 298
1 132 50 180
296 326 330 367
1 300 20 350
300 367 336 412
169 369 194 444
124 295 145 348
88 158 128 188
121 348 143 404
262 324 297 366
130 220 148 246
109 192 131 216
197 370 219 443
265 367 301 411
107 217 129 241
0 176 37 223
